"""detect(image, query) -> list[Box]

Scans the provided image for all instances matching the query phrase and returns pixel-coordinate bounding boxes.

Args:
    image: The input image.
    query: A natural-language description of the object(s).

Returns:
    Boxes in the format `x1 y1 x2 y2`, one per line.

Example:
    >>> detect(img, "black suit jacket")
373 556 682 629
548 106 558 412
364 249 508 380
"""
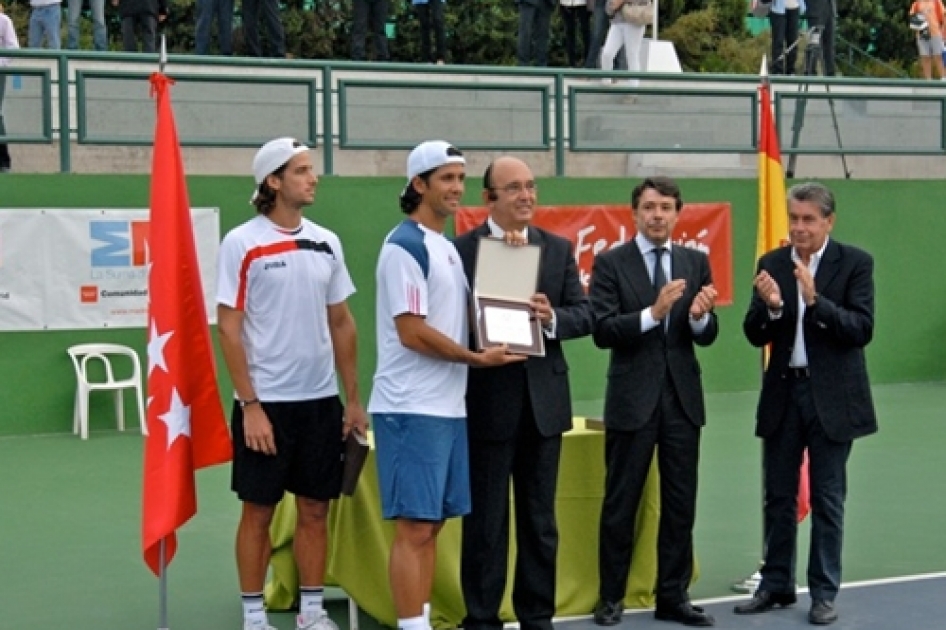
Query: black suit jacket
743 239 877 442
453 223 594 441
589 240 718 431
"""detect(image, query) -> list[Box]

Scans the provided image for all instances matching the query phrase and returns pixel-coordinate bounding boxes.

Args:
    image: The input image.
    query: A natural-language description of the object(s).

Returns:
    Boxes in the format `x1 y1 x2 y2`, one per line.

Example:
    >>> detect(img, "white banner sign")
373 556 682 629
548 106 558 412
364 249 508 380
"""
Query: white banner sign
0 209 219 331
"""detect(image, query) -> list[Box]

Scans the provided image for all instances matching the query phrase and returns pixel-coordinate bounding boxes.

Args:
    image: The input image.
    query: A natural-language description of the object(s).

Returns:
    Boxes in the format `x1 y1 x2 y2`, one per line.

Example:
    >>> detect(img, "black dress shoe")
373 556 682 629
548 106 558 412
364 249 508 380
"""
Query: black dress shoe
654 602 715 627
593 599 624 626
809 599 838 625
733 589 797 614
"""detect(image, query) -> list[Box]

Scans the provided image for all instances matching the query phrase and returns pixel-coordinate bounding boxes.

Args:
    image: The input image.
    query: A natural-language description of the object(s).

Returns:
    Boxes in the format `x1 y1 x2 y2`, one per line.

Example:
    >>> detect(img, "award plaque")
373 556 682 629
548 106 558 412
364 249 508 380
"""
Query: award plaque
472 237 545 356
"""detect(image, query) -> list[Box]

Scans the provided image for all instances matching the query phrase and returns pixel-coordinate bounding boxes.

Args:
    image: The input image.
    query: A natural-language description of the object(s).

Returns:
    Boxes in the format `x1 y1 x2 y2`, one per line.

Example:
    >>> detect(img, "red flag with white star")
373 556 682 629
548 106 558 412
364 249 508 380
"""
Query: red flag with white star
142 73 232 577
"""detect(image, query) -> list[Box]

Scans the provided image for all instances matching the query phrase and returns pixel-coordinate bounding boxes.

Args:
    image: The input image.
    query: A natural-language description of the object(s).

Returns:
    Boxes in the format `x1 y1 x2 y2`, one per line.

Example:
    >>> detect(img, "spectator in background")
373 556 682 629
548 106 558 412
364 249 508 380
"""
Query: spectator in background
585 0 626 70
762 0 805 75
0 1 19 173
560 0 590 68
910 0 946 79
196 0 234 55
516 0 556 66
29 0 62 49
412 0 445 64
600 0 644 88
67 0 107 51
113 0 167 53
804 0 836 75
352 0 390 61
242 0 286 57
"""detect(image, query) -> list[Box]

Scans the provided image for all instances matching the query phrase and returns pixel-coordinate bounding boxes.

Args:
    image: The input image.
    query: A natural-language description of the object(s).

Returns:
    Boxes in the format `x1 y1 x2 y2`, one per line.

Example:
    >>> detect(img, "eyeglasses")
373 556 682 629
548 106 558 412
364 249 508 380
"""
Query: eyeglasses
490 182 538 196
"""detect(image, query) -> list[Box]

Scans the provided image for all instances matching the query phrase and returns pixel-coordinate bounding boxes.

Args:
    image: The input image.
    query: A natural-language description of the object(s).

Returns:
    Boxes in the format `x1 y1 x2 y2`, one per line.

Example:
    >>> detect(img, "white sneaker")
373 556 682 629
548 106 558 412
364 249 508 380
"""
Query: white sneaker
297 611 340 630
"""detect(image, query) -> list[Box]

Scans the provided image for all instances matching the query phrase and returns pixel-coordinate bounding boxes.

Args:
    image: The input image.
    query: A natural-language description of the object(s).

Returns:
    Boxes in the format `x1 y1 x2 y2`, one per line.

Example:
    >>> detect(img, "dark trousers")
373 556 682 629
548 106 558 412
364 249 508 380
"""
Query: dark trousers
805 0 836 76
195 0 234 55
415 0 445 63
121 14 158 53
517 2 553 67
598 380 701 605
242 0 286 57
760 377 852 601
584 0 625 69
461 398 561 630
560 5 591 68
352 0 390 61
769 9 800 75
0 74 9 169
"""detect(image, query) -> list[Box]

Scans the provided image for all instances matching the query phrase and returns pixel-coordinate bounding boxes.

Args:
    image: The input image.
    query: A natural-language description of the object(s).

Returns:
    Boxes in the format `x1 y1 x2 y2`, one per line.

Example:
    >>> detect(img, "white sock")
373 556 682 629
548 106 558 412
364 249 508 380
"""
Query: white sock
241 592 268 626
398 614 426 630
423 603 431 625
300 586 325 617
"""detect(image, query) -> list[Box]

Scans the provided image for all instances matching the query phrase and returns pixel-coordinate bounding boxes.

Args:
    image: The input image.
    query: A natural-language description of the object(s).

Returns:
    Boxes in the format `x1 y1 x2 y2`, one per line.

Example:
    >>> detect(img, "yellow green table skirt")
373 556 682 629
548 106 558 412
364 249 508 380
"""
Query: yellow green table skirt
266 418 691 628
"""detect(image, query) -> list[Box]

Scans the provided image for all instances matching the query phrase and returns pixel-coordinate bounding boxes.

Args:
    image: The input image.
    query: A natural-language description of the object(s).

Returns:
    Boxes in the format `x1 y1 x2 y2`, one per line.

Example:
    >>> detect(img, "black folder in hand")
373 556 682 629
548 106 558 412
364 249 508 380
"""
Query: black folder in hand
341 430 369 496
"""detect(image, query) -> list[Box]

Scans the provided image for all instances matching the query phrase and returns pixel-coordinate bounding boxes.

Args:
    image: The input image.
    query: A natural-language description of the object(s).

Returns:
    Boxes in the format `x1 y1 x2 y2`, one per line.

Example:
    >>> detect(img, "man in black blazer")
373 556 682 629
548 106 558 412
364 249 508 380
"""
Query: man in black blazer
589 176 718 627
735 182 877 625
455 156 593 630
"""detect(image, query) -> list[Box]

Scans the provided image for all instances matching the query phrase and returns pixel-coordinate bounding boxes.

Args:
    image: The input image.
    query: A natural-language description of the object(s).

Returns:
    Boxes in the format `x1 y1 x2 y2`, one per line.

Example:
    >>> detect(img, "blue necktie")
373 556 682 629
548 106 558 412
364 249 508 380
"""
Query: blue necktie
653 247 667 292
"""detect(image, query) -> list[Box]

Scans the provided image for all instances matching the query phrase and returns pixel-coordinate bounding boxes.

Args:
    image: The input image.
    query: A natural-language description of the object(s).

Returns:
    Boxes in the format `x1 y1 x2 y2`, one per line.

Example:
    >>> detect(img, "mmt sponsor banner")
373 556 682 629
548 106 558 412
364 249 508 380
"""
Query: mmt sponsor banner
456 203 733 306
0 209 219 331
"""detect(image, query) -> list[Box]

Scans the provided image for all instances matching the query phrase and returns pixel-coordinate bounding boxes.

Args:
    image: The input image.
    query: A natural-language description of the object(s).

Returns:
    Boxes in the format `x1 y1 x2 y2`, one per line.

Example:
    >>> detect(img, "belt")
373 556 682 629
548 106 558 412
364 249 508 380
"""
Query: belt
788 366 810 379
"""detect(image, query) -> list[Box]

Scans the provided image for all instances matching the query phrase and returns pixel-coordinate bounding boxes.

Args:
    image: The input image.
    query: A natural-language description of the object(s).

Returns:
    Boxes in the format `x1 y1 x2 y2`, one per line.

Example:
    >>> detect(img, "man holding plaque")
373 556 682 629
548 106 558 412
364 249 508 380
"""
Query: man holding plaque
590 176 718 628
454 156 594 630
369 141 524 630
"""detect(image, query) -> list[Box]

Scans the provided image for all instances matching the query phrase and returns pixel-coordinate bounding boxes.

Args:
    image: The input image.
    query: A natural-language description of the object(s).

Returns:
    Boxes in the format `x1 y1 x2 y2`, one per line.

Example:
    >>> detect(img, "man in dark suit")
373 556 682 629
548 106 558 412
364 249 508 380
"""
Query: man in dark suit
517 0 557 66
735 182 877 626
590 176 718 628
455 156 594 630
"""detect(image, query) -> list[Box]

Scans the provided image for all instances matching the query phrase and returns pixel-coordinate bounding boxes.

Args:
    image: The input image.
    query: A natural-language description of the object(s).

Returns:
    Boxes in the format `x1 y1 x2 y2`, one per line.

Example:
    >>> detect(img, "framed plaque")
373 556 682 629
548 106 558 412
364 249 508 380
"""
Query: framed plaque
472 237 545 357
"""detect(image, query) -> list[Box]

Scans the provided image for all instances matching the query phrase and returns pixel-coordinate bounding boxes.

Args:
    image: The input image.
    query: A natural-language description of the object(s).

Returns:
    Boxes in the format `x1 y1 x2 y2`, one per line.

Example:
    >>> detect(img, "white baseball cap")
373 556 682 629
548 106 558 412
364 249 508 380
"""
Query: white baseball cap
250 137 310 202
406 140 466 182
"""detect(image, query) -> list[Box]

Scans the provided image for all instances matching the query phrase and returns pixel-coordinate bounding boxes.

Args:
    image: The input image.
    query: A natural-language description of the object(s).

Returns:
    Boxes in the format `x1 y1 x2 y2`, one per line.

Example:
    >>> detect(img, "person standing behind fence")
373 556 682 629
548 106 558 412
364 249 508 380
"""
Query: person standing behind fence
28 0 62 49
910 0 946 79
113 0 167 53
242 0 286 57
0 1 19 173
517 0 556 67
67 0 107 51
757 0 805 75
560 0 591 68
195 0 233 55
352 0 390 61
600 0 645 88
805 0 836 75
412 0 445 64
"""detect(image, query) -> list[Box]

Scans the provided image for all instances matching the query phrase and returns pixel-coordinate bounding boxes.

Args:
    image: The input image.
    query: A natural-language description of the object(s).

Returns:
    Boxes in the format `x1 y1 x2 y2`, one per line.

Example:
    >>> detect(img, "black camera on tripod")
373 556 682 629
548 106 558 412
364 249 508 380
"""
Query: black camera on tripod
910 13 932 41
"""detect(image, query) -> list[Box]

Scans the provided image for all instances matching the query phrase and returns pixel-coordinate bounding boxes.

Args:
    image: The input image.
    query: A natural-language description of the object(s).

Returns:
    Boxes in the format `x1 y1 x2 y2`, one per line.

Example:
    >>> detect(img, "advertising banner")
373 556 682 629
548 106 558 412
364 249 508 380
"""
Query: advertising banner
0 209 219 331
456 203 733 305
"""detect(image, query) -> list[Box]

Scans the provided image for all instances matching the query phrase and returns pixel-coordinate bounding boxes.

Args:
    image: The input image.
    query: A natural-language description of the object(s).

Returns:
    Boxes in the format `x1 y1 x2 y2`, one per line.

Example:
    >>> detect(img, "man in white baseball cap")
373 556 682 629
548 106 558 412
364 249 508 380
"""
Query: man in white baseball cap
371 140 523 630
218 136 369 630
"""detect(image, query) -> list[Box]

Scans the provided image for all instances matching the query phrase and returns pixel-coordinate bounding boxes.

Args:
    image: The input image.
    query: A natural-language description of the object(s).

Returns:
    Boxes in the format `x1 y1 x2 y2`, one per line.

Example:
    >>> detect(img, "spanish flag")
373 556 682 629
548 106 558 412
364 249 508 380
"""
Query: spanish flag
757 62 789 258
756 60 809 522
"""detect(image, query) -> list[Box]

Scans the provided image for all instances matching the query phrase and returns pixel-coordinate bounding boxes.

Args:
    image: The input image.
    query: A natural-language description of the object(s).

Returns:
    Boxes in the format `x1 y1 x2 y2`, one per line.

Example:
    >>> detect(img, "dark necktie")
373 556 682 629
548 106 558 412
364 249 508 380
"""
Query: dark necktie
653 247 667 292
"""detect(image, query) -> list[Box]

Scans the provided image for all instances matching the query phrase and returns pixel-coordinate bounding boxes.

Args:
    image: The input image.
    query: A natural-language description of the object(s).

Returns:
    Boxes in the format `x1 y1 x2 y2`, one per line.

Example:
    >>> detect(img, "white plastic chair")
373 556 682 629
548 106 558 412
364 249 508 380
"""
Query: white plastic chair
67 343 147 440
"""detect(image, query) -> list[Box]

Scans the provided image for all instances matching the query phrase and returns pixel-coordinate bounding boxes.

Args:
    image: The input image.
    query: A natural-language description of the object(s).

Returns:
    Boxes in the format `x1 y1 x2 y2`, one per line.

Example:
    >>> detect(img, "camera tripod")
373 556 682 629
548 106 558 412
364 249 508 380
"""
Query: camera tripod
785 26 851 178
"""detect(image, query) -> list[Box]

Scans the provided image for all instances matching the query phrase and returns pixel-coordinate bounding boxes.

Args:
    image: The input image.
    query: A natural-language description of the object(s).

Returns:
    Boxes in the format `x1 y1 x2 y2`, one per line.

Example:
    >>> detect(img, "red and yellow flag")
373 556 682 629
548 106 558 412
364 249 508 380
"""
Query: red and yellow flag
757 79 789 258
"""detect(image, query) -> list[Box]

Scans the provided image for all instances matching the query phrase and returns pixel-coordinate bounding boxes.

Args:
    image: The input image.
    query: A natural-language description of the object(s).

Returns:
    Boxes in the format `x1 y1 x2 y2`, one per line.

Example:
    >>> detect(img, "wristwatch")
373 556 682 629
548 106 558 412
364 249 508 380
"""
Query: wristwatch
239 397 260 408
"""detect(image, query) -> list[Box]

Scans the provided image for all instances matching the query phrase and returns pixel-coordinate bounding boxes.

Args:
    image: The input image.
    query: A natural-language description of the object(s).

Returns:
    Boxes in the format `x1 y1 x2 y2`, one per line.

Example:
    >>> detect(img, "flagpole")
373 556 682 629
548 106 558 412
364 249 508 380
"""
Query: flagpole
159 538 169 630
156 36 169 630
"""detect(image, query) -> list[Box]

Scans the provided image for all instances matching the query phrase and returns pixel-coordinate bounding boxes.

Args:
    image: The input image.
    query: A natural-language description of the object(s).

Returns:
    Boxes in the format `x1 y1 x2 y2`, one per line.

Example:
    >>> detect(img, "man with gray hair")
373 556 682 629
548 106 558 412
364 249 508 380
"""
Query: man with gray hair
736 182 877 625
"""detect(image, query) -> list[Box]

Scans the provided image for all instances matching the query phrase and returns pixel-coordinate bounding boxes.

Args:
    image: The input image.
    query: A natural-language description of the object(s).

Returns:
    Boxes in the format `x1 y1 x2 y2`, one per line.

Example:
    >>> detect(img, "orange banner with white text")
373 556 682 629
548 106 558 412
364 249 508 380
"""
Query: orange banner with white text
456 204 733 306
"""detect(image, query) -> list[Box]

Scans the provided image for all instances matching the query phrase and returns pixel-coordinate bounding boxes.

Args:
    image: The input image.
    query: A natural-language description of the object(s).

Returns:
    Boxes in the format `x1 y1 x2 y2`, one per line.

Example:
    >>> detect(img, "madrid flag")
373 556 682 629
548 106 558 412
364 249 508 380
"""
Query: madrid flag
757 68 809 522
142 73 233 576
